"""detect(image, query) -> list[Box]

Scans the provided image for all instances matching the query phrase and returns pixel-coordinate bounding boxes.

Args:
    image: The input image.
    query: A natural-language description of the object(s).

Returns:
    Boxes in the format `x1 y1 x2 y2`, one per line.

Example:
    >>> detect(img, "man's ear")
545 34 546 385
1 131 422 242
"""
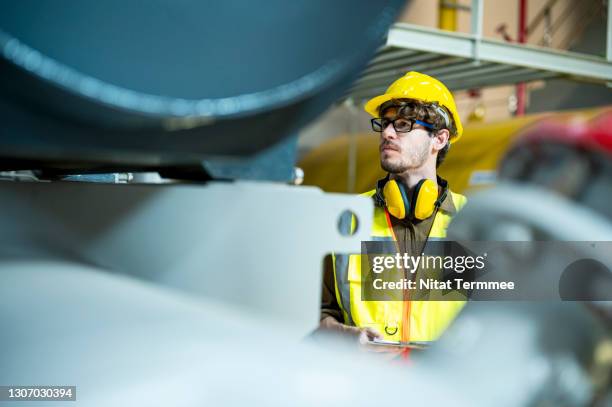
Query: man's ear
432 129 450 152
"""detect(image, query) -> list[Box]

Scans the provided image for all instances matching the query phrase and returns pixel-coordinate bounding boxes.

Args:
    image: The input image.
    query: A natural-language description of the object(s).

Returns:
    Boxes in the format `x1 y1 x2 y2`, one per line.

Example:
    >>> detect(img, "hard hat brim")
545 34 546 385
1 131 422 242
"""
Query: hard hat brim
364 94 396 118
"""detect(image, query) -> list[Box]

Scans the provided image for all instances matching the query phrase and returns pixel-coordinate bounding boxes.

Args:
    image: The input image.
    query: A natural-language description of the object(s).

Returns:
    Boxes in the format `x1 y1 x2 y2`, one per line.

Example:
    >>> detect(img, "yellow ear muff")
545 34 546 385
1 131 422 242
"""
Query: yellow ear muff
379 177 443 220
412 179 439 220
382 179 408 219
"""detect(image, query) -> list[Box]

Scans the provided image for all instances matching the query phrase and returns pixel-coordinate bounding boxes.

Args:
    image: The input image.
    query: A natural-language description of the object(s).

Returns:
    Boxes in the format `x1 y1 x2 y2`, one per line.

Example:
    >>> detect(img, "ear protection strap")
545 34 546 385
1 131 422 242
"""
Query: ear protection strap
395 180 411 217
410 179 426 218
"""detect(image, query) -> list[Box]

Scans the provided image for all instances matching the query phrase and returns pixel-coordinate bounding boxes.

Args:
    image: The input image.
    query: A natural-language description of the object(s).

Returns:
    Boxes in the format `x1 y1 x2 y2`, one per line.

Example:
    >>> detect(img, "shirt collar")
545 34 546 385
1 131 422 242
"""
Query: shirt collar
438 188 456 214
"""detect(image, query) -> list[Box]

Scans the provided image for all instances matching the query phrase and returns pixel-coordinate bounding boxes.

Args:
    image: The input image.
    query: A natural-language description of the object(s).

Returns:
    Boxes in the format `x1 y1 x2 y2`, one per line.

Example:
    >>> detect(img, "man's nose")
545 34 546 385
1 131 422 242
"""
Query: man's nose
381 123 397 141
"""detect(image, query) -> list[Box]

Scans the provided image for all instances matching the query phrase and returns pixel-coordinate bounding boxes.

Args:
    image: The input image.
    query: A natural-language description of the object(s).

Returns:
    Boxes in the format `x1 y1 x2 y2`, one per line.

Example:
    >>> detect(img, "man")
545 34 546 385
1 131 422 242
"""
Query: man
319 71 467 347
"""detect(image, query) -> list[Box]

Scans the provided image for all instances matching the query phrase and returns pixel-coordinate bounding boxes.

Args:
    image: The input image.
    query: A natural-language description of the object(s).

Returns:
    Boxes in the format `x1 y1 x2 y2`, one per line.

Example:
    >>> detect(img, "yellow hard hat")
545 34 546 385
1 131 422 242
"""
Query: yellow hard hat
364 71 463 143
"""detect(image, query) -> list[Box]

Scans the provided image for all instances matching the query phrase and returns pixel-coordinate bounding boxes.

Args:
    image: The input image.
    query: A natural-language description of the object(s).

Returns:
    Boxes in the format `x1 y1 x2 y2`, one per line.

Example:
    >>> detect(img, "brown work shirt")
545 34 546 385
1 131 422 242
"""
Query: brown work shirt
320 190 456 323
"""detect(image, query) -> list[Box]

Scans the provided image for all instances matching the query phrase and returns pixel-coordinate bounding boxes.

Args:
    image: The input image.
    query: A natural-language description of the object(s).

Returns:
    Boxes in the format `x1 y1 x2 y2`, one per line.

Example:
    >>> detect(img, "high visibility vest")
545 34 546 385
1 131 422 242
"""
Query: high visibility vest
333 189 468 342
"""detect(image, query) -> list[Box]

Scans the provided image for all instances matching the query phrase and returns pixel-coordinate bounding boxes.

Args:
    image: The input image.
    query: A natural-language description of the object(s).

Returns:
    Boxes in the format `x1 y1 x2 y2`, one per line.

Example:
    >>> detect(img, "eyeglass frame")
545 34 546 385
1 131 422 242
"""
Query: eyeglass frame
371 117 434 134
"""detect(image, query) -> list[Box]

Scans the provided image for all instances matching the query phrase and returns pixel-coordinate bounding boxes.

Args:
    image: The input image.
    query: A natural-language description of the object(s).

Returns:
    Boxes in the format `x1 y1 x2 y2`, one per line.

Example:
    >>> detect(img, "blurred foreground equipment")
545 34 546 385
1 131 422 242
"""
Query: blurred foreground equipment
0 1 407 405
0 0 402 179
442 109 612 406
0 0 407 324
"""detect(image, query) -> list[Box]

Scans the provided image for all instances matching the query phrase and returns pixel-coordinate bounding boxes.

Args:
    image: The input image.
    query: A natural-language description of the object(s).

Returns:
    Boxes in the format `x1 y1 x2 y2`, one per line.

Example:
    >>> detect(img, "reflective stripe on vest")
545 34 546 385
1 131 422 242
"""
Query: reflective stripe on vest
333 189 468 342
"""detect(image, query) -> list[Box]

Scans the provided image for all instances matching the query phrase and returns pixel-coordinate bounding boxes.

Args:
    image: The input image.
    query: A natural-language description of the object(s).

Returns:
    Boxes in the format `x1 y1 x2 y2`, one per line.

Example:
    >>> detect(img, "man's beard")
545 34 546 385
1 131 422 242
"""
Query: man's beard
380 143 429 174
381 159 411 173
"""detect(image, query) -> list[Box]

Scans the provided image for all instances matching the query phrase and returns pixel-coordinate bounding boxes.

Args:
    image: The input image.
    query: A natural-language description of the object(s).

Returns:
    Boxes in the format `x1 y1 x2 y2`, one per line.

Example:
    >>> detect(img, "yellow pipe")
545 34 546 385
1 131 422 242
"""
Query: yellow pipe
439 0 457 31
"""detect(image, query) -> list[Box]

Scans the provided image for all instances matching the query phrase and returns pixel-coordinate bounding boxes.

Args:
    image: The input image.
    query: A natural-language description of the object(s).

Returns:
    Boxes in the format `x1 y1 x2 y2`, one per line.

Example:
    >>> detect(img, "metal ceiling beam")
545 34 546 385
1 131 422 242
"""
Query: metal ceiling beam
349 22 612 101
386 24 612 82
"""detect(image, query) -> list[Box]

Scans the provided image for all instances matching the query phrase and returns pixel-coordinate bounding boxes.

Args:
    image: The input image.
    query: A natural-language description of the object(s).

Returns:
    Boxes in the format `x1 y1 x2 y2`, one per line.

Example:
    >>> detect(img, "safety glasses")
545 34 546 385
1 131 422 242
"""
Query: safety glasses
371 117 434 133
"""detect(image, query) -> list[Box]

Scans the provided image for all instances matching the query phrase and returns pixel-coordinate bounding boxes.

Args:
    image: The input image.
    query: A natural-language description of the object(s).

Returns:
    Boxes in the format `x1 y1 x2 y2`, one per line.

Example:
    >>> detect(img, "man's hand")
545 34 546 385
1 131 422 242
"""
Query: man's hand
319 316 404 355
320 315 375 337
